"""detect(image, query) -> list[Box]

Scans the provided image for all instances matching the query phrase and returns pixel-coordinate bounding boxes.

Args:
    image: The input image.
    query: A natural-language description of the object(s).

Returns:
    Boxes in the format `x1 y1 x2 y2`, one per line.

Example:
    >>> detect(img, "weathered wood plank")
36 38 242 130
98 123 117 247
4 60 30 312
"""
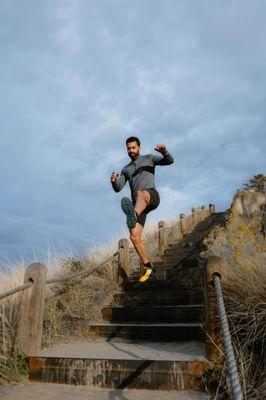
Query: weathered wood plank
17 263 47 356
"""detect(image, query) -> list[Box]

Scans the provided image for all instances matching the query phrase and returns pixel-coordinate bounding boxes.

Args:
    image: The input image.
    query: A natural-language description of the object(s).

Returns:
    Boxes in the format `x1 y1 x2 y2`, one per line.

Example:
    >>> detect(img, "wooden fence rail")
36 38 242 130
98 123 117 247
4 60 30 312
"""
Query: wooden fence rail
0 282 32 301
0 203 215 357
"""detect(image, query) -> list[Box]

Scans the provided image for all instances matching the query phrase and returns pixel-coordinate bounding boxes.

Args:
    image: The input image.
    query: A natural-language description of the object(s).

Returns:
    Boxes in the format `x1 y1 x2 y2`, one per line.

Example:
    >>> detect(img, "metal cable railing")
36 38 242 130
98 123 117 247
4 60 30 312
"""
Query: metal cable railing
213 273 243 400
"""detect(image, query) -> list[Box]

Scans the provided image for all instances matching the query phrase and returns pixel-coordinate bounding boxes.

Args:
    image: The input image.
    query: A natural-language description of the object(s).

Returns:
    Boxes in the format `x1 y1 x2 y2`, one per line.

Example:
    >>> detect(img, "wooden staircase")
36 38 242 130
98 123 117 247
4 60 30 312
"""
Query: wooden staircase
28 212 226 396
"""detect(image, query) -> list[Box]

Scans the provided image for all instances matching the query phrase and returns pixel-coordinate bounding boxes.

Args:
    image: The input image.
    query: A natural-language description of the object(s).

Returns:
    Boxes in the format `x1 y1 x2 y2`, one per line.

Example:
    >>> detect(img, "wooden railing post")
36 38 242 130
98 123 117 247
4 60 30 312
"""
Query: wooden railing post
200 205 206 221
209 203 216 215
17 263 47 356
179 213 187 237
117 238 129 286
204 256 227 361
191 207 197 226
158 221 166 254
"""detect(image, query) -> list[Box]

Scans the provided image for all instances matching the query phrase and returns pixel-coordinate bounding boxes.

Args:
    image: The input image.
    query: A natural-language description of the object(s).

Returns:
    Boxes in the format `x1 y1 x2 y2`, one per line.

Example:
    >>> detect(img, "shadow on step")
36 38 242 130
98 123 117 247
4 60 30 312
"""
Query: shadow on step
116 360 153 389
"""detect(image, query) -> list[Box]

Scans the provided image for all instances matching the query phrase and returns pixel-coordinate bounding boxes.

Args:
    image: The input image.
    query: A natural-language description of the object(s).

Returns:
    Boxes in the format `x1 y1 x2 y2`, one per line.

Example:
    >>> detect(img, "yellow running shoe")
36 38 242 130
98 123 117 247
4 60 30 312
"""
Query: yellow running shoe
138 267 157 283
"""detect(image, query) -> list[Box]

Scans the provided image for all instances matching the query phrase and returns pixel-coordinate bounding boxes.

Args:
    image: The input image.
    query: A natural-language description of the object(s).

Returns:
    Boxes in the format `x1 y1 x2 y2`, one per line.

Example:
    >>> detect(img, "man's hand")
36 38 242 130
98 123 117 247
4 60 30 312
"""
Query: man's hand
154 144 167 154
110 172 120 182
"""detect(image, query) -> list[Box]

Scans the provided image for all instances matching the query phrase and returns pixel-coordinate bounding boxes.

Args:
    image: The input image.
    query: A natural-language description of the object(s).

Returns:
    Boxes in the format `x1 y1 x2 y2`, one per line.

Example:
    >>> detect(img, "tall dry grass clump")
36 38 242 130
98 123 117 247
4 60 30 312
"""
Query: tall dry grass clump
203 192 266 399
0 296 27 386
0 266 28 386
43 254 118 345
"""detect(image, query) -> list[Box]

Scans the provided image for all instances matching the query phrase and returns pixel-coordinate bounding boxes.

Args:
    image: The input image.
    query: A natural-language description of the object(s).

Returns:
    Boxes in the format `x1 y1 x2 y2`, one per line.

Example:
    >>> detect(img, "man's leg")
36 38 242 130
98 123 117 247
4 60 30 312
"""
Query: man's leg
129 219 156 283
121 190 151 230
134 190 151 218
129 223 150 264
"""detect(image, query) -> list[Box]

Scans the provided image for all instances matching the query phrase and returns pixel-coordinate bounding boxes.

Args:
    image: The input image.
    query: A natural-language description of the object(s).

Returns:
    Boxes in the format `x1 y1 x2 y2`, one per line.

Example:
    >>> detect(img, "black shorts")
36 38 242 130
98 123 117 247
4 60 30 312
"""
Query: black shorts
133 188 160 227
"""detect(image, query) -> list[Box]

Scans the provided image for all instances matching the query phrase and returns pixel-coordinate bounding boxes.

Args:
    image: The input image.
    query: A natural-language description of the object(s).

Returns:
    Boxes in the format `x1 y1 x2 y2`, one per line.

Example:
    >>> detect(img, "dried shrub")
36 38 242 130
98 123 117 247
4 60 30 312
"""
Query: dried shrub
43 255 118 344
0 295 28 386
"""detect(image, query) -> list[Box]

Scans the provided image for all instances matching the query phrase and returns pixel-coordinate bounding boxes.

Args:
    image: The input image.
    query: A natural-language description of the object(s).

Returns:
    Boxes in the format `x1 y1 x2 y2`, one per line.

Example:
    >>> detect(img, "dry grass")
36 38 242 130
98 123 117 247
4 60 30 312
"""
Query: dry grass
0 292 28 386
43 256 119 344
203 209 266 399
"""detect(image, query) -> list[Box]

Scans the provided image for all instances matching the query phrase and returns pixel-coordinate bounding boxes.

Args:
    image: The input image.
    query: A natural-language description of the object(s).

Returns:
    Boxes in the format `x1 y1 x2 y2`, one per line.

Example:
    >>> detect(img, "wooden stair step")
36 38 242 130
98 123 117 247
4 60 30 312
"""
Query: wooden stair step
112 289 204 307
29 354 209 390
102 305 204 323
86 322 204 341
124 280 204 292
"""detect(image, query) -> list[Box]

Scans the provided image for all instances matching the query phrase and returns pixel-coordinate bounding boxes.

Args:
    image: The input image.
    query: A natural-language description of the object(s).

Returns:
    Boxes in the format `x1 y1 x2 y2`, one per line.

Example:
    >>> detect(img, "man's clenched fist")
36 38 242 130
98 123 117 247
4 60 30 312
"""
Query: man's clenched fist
110 172 119 182
154 144 167 154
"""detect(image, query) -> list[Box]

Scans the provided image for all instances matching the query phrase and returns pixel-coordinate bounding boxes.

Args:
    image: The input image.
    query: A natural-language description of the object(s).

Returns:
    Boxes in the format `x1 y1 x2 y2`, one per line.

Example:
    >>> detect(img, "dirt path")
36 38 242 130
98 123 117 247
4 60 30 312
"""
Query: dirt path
0 381 209 399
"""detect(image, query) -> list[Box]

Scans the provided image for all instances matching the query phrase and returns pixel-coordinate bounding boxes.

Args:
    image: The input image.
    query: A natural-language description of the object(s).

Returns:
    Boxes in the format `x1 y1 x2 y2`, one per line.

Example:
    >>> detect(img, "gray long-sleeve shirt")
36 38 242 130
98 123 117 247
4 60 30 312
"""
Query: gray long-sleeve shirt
111 151 174 203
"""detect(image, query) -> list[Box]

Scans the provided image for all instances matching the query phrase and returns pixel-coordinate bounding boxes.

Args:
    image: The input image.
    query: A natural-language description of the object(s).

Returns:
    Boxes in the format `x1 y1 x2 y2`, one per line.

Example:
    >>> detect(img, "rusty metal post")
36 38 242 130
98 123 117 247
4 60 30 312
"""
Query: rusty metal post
204 256 227 361
17 263 47 356
158 221 166 255
117 238 129 286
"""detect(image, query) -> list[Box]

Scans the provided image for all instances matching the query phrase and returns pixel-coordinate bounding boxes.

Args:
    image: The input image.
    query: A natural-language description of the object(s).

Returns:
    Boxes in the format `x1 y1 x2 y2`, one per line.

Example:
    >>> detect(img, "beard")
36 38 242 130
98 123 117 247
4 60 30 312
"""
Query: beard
129 152 139 159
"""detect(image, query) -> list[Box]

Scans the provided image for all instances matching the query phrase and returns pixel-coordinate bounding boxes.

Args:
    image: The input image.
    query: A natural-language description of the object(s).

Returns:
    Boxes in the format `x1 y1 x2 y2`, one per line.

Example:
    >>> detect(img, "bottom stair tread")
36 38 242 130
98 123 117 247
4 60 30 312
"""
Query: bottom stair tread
38 338 207 361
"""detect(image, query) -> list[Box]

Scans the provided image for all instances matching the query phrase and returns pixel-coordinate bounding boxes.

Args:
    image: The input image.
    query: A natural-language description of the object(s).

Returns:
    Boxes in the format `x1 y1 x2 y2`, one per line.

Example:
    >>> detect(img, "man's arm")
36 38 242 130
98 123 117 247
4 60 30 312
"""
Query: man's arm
110 168 127 192
152 144 174 166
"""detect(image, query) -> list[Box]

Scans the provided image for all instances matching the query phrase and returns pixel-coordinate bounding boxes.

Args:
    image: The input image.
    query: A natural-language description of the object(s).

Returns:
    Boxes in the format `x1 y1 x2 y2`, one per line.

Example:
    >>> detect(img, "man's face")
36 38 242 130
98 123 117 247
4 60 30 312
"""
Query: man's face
127 141 140 159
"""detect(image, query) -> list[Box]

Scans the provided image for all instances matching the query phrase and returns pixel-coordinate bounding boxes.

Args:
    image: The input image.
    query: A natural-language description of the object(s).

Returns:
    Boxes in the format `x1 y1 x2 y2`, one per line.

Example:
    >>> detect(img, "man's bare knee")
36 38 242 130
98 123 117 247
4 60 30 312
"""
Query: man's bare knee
136 190 150 206
136 190 145 199
130 233 141 245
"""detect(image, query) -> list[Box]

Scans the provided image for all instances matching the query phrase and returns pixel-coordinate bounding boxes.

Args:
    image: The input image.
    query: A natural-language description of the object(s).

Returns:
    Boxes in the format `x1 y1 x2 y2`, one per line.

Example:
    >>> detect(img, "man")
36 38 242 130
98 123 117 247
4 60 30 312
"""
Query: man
110 137 174 283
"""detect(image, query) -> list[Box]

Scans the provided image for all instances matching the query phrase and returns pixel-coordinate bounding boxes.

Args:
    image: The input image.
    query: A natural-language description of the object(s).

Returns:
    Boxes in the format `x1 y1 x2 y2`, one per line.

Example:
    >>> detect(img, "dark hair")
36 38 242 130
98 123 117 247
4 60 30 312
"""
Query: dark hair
126 136 140 146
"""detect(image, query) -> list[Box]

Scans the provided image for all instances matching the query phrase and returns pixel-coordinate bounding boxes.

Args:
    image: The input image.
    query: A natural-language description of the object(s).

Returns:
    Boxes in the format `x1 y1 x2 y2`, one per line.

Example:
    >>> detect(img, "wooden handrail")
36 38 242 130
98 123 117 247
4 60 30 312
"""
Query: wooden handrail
46 252 118 285
0 282 32 301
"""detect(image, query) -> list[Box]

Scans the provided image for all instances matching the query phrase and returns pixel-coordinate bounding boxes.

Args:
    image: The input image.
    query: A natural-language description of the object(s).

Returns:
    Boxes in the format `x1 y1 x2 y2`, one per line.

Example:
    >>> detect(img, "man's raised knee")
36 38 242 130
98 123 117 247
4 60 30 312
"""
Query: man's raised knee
136 190 145 198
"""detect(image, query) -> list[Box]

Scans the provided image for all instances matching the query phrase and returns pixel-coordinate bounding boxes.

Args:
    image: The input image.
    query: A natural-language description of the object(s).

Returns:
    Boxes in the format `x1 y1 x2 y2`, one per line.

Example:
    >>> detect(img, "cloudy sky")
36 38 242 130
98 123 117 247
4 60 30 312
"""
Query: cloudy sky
0 0 265 267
